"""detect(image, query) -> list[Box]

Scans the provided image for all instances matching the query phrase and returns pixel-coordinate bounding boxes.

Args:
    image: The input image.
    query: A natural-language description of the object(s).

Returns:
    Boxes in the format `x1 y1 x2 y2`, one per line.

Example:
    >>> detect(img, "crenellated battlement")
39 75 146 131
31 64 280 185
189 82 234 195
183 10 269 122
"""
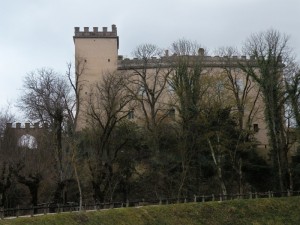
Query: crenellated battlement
6 122 49 129
74 24 117 38
117 53 255 70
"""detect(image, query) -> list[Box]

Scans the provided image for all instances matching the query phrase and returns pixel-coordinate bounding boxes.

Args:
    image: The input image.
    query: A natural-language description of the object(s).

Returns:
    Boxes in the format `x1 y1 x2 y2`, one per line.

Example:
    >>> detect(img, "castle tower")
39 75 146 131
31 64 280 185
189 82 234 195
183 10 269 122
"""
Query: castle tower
73 25 119 129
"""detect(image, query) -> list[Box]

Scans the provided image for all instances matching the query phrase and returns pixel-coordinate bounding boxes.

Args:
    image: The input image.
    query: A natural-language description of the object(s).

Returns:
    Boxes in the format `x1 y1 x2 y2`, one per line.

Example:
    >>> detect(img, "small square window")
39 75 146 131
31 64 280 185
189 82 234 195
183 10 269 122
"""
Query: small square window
128 110 134 119
167 83 175 93
253 124 259 132
236 78 244 92
168 108 175 119
138 85 145 96
216 80 224 92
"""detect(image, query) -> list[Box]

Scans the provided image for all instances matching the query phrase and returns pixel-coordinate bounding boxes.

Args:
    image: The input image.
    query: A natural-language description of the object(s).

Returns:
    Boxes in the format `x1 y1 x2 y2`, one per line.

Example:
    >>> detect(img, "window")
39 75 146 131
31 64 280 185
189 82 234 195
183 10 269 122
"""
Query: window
167 83 175 93
216 80 224 92
128 110 134 119
236 78 244 92
253 124 259 133
138 85 145 96
168 108 175 119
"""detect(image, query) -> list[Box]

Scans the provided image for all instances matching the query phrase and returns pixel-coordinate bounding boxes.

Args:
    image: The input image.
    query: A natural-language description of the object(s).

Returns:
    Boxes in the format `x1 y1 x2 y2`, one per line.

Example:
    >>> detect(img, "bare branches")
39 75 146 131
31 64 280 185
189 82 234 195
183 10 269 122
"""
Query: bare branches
66 59 87 130
133 44 162 60
171 39 205 56
19 68 72 126
241 29 296 192
126 44 173 135
87 72 131 128
0 105 15 137
243 29 290 61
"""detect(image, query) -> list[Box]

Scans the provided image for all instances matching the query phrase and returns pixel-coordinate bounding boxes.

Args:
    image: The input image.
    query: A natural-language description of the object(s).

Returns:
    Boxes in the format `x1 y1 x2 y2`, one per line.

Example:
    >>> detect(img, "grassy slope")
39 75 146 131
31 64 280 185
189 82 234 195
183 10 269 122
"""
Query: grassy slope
0 197 300 225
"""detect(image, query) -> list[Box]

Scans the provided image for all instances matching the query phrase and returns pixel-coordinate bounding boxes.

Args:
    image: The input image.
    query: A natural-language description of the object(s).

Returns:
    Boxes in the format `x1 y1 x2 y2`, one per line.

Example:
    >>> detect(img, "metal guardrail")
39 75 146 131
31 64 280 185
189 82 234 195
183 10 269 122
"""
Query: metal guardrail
0 190 299 219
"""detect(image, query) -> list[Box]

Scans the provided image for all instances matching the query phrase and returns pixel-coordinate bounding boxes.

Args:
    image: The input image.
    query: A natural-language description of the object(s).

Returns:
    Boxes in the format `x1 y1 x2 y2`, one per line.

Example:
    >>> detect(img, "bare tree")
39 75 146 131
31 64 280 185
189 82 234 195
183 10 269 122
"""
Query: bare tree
171 39 203 56
215 46 262 194
0 105 15 137
240 29 294 192
122 44 173 154
65 58 86 210
0 107 15 207
202 81 231 196
285 68 300 128
18 68 74 203
66 58 86 130
168 39 207 197
84 71 133 202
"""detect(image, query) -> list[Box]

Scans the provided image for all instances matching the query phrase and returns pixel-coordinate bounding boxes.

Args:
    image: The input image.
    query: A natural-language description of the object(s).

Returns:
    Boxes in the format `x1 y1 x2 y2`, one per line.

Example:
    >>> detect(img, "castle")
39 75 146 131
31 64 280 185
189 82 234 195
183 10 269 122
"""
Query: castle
73 25 270 156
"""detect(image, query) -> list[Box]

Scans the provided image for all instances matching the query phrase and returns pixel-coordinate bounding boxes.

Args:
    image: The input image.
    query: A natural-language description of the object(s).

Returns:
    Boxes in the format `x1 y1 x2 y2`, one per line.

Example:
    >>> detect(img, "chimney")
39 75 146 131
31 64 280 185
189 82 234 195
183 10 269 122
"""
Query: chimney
165 50 169 57
112 24 117 33
198 48 205 56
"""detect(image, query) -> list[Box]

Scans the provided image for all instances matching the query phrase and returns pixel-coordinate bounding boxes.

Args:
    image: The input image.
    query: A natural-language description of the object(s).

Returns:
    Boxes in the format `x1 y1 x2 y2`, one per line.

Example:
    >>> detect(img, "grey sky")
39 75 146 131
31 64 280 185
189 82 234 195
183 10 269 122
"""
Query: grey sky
1 0 299 116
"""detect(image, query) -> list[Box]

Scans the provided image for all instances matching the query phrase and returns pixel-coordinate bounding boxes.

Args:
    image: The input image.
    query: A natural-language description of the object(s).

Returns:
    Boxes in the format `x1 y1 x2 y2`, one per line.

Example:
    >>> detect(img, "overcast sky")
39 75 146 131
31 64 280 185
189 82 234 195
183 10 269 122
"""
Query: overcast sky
1 0 299 118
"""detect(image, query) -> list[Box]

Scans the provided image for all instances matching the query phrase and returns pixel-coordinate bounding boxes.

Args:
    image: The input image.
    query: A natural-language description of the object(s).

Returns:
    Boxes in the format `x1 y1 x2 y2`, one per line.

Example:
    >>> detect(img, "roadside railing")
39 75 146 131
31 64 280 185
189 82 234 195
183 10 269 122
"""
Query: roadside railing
1 190 299 219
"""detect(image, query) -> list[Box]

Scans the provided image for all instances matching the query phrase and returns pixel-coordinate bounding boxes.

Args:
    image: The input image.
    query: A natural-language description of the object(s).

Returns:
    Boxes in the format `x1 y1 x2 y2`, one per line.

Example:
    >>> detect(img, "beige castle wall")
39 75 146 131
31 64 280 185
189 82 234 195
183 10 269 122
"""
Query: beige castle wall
74 26 119 130
73 25 271 158
75 38 118 80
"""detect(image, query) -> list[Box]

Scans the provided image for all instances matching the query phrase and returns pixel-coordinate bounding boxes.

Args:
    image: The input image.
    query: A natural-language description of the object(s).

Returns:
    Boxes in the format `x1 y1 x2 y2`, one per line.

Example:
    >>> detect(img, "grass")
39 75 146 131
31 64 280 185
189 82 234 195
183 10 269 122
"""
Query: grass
0 197 300 225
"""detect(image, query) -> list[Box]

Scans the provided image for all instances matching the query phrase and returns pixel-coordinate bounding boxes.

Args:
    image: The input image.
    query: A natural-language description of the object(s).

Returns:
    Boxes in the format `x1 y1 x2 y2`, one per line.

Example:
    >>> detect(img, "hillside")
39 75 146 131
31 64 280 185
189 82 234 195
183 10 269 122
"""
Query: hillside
0 197 299 225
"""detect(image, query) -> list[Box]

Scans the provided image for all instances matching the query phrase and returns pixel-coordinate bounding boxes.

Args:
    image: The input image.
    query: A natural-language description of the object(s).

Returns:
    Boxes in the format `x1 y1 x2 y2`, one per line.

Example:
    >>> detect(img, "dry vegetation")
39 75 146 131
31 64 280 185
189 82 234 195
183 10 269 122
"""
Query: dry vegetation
0 197 300 225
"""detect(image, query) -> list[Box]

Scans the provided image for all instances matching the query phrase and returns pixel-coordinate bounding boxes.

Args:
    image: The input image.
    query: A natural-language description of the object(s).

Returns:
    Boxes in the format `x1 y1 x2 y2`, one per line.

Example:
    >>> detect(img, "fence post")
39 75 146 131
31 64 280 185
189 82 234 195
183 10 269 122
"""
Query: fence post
202 195 205 202
184 198 187 203
287 189 291 197
126 199 129 207
255 192 258 199
268 191 271 198
219 194 222 202
159 198 162 205
212 194 215 201
16 205 19 218
0 208 3 220
249 192 252 199
31 205 34 217
194 195 197 202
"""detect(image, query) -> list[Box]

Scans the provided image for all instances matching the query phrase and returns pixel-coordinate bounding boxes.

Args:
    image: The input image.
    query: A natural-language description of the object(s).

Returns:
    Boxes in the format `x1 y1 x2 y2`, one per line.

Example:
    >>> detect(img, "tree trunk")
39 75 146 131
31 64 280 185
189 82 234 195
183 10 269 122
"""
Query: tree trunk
207 138 227 196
